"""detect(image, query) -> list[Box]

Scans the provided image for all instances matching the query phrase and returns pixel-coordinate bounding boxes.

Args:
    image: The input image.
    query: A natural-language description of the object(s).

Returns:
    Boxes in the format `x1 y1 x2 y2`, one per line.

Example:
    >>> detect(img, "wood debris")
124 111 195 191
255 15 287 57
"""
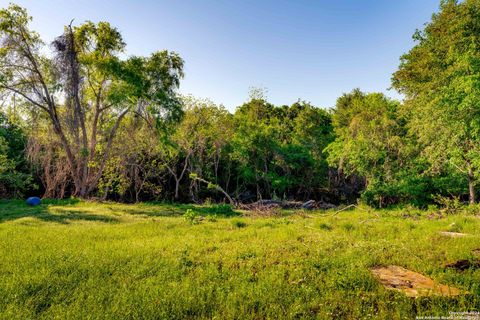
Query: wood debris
371 265 462 297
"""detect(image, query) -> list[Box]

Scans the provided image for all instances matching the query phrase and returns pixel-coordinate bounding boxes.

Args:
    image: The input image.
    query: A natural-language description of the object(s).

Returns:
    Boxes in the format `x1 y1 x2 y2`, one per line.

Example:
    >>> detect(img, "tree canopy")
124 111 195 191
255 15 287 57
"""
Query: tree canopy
393 0 480 204
0 4 183 197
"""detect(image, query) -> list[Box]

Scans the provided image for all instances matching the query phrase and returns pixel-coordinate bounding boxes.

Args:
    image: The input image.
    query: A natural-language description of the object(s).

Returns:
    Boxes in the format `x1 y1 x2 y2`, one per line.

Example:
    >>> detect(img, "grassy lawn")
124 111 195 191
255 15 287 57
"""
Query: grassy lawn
0 200 479 319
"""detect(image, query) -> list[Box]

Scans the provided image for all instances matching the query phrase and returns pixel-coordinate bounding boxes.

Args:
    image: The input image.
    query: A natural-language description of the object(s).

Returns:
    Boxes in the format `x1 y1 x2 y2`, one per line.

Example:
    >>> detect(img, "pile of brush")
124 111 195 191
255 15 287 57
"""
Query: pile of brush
237 199 336 211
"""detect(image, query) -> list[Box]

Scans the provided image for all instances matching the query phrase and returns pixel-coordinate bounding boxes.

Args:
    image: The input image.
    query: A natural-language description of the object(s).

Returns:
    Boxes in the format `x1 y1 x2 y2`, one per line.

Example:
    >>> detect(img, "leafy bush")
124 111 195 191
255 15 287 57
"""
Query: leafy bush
184 209 201 224
360 173 468 209
0 113 36 198
432 195 463 214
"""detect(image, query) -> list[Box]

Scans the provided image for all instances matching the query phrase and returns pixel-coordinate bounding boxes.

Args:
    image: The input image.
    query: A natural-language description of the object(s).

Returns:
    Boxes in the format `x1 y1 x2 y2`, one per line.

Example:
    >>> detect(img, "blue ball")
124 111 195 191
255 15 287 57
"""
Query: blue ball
26 197 41 206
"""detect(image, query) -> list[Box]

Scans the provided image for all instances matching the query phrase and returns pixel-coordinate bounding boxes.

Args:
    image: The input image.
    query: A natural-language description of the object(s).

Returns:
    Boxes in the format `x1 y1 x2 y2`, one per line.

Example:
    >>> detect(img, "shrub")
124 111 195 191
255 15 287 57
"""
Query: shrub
184 209 201 225
432 195 463 214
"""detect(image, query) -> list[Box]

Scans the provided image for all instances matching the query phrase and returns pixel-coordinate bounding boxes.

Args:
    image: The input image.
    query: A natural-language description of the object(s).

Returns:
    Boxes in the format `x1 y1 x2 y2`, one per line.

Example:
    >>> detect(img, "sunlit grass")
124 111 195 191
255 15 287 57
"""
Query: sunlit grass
0 200 479 319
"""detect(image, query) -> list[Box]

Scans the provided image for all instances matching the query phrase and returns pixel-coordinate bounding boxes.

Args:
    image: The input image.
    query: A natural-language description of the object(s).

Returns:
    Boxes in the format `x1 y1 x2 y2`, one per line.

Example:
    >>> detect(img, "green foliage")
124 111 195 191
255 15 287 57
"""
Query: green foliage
159 97 234 201
2 2 480 208
327 90 405 183
232 98 333 199
0 137 11 176
153 95 334 203
0 112 35 198
326 89 427 207
325 87 475 207
392 0 480 203
183 208 200 224
206 214 217 222
0 4 184 198
432 195 464 214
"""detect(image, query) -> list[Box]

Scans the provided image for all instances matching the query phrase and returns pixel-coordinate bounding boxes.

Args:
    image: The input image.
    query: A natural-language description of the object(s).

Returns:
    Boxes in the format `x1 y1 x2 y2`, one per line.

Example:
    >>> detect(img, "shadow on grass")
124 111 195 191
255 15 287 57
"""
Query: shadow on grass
103 205 182 217
0 199 118 224
112 202 240 218
156 203 239 217
107 202 240 218
0 199 239 223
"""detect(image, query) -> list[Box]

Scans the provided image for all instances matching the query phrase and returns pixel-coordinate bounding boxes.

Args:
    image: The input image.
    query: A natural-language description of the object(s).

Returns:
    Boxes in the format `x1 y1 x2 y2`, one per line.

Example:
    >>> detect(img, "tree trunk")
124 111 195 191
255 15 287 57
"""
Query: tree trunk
468 166 475 204
191 175 235 205
174 179 180 200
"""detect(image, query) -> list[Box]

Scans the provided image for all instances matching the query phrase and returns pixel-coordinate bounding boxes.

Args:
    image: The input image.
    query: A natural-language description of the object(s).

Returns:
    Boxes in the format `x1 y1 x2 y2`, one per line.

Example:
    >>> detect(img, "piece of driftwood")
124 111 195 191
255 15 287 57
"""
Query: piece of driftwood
439 231 470 238
371 265 463 297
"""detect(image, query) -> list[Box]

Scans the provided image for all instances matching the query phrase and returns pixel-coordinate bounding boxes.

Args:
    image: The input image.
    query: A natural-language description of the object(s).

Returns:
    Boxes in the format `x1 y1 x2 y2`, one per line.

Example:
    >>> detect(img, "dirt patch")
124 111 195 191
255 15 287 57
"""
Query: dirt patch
371 265 462 297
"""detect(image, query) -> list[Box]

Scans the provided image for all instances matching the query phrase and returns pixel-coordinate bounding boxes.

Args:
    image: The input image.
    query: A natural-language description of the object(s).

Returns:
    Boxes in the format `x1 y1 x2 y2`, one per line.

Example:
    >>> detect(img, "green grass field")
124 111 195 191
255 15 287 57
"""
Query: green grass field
0 200 479 319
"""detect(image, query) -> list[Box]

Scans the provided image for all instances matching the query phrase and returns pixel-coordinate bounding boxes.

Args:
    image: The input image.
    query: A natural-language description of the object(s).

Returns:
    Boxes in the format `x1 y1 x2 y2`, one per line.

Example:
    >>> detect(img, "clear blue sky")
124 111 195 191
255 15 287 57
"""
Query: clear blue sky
6 0 439 111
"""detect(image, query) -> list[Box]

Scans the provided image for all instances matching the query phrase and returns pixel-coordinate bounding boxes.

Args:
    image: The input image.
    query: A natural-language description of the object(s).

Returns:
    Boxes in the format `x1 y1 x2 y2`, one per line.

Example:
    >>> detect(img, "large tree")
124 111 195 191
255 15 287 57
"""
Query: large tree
0 4 183 197
232 94 333 201
326 90 413 207
161 96 233 201
392 0 480 204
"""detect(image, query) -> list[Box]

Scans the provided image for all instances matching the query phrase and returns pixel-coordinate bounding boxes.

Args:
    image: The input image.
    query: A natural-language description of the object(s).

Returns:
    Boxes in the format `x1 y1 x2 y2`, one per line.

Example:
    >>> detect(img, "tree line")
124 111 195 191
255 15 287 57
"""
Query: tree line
1 1 479 207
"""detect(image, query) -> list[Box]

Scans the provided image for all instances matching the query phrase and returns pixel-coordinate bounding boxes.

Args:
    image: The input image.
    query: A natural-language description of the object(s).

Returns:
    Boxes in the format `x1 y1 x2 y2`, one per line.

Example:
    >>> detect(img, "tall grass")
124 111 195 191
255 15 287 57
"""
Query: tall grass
0 200 479 319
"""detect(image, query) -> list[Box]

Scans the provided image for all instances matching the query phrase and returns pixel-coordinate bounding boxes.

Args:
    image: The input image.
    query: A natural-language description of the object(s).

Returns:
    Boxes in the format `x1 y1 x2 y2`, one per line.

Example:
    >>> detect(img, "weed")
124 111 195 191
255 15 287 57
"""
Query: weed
342 222 355 231
206 214 218 222
231 219 247 228
184 209 201 224
318 222 333 231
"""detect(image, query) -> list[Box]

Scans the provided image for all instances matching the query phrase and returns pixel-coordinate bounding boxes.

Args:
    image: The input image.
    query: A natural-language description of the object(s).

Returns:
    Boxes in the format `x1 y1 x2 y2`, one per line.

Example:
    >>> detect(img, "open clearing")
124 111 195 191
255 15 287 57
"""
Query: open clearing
0 200 479 319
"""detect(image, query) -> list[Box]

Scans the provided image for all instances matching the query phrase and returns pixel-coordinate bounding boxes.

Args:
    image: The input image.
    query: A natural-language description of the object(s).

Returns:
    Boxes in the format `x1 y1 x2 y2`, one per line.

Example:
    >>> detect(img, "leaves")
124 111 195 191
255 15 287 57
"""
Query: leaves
393 0 480 202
